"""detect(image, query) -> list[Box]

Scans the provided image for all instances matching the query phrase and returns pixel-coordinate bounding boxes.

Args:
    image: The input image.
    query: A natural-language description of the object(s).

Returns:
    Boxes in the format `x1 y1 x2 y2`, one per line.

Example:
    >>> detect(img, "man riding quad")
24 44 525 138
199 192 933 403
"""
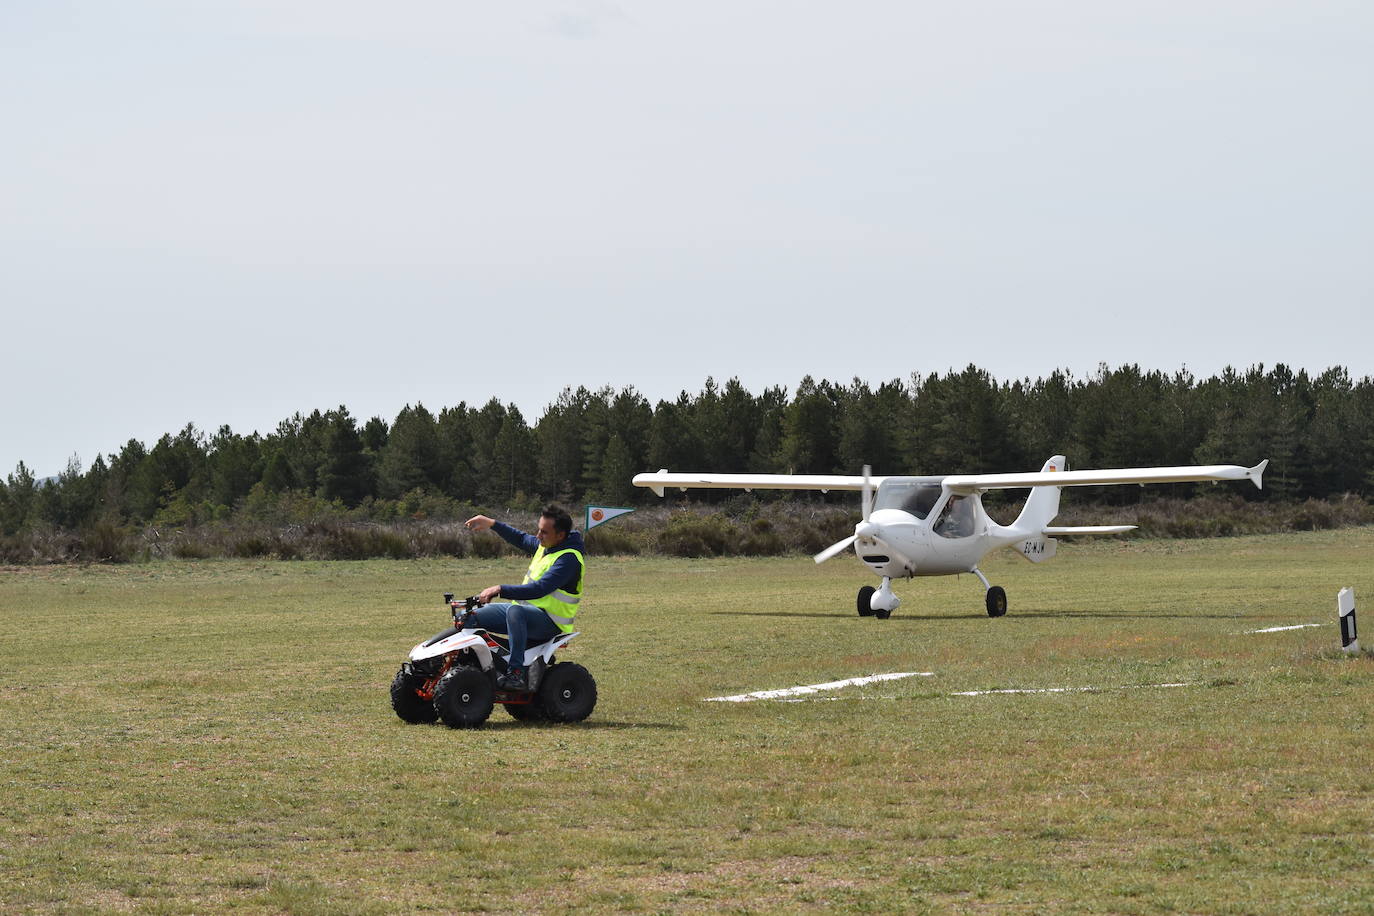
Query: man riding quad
464 504 585 691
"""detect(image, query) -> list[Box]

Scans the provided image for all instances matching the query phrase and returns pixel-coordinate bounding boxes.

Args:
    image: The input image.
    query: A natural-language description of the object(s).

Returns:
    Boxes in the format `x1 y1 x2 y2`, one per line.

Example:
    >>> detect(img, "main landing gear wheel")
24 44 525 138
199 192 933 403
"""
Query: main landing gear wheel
433 667 495 728
986 585 1008 618
857 585 875 617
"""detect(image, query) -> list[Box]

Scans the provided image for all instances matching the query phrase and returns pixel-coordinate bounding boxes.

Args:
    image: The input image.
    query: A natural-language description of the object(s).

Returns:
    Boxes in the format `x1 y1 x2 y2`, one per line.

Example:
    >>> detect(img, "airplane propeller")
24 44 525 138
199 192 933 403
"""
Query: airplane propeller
813 465 874 564
813 533 857 564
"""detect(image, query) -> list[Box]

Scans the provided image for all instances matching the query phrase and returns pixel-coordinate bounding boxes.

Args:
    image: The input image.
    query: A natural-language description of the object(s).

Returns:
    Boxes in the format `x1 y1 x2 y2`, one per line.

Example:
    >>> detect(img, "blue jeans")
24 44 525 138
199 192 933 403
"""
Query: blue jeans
471 603 561 671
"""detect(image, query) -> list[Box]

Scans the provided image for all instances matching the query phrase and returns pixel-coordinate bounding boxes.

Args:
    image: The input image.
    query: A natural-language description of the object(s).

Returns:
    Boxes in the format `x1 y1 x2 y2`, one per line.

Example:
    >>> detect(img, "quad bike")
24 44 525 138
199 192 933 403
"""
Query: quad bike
390 593 597 728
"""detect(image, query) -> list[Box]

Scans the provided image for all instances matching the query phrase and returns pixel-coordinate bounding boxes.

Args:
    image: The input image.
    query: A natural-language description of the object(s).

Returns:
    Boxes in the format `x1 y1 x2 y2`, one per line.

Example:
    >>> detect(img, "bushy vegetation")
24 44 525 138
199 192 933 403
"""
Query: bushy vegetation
2 493 1370 565
4 363 1374 564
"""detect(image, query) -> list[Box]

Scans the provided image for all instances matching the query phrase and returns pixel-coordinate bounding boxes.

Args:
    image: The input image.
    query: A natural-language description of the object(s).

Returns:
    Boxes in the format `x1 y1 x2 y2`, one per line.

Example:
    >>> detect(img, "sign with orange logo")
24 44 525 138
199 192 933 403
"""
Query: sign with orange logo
585 506 635 530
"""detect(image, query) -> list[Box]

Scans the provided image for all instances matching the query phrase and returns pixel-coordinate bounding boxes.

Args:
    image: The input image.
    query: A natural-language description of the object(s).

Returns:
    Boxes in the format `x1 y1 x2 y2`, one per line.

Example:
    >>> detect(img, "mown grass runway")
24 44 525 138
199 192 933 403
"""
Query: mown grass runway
2 530 1372 913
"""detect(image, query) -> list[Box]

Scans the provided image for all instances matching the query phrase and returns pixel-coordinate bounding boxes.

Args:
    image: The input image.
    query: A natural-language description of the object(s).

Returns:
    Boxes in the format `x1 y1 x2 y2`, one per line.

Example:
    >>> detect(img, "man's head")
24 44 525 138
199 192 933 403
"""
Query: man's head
536 504 573 549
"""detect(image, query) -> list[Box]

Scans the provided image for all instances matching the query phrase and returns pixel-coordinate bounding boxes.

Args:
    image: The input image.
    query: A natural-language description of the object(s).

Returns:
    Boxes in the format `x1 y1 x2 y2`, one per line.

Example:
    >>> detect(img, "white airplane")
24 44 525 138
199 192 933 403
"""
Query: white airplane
633 456 1269 619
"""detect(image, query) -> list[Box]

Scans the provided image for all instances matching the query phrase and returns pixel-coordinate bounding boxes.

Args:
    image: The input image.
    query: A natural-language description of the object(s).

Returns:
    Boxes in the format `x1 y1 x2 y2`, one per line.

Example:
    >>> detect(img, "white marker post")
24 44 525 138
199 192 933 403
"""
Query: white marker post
1338 587 1358 654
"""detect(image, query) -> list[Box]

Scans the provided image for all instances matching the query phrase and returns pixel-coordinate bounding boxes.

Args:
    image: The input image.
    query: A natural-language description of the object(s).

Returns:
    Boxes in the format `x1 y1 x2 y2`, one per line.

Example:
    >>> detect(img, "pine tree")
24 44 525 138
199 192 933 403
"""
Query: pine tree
1 461 37 535
596 434 636 504
317 409 373 507
491 405 535 501
714 377 759 471
260 451 296 493
535 389 586 503
748 385 788 472
647 393 703 477
207 426 263 509
436 405 476 500
376 404 442 499
779 376 839 474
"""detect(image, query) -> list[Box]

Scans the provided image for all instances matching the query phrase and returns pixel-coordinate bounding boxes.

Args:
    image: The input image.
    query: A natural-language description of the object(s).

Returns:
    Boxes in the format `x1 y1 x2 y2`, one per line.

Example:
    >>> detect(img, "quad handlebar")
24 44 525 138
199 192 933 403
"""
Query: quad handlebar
444 593 484 627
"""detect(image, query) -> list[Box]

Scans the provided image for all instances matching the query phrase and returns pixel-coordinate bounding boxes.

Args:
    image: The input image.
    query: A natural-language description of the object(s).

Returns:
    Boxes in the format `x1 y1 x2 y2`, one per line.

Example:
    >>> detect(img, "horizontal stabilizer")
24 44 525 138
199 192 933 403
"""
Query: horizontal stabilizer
1015 536 1057 563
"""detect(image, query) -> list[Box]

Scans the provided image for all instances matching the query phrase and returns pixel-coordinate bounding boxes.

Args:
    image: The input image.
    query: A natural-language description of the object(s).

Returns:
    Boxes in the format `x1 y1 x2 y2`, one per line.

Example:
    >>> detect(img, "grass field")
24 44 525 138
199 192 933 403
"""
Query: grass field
2 530 1372 914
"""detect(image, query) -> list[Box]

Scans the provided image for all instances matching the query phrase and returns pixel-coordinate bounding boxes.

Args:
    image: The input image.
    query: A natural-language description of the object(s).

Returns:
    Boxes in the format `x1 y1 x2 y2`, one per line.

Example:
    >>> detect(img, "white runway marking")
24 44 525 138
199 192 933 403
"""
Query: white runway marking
1246 623 1323 634
704 672 933 703
950 682 1196 697
727 680 1201 703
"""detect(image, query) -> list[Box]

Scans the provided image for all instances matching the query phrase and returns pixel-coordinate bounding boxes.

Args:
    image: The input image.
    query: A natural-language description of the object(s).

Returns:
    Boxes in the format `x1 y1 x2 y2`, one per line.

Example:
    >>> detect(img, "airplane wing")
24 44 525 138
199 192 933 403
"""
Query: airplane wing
942 460 1268 495
632 471 889 497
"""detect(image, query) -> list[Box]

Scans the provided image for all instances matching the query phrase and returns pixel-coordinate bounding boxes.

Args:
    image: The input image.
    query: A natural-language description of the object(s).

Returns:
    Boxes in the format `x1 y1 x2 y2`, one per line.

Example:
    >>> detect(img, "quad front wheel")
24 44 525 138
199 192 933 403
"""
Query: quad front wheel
504 701 548 722
986 586 1008 618
433 667 495 728
538 663 597 723
391 667 439 724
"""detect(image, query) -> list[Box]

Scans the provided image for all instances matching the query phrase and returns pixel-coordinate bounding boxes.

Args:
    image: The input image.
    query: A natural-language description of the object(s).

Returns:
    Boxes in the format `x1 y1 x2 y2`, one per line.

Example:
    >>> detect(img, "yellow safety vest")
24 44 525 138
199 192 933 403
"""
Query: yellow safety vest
513 545 585 633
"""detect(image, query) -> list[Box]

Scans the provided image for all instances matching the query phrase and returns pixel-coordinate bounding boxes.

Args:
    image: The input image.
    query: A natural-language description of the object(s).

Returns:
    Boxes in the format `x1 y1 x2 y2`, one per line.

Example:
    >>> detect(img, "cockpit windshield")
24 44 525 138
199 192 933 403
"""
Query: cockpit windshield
873 480 942 519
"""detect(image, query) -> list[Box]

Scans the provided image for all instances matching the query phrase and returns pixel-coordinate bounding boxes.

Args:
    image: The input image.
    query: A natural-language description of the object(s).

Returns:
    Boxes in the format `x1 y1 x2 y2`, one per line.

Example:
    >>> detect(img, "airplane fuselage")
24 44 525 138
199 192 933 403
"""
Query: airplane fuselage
847 477 1024 579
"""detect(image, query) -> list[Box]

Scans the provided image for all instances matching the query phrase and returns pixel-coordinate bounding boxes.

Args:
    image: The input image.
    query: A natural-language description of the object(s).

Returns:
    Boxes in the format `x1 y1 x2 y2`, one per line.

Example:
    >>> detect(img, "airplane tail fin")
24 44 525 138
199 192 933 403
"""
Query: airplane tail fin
1012 455 1066 533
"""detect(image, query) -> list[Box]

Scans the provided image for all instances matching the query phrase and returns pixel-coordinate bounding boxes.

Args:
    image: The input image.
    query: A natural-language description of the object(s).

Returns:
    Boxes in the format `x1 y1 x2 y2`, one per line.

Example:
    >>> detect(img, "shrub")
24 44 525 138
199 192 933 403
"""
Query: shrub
0 533 26 564
585 526 640 556
170 537 214 559
1290 499 1338 531
391 524 467 558
315 525 411 560
657 513 735 557
418 529 467 558
793 511 857 555
738 518 786 556
229 534 278 558
469 535 512 559
78 520 135 563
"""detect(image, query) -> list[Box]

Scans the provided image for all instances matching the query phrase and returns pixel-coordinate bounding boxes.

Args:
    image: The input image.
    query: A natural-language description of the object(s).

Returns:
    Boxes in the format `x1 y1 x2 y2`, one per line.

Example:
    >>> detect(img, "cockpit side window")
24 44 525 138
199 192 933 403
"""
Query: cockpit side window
873 481 942 519
934 494 977 539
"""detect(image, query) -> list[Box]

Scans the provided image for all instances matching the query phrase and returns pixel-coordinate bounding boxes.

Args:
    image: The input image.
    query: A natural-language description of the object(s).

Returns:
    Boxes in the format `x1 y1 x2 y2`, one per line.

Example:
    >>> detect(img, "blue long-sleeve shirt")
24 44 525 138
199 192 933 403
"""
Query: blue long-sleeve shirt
491 521 585 601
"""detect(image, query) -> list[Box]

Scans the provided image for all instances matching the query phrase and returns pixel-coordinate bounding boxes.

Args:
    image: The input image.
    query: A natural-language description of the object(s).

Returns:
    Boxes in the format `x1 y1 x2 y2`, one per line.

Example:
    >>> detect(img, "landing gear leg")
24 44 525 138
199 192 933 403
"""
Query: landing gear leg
871 577 900 620
972 567 1007 618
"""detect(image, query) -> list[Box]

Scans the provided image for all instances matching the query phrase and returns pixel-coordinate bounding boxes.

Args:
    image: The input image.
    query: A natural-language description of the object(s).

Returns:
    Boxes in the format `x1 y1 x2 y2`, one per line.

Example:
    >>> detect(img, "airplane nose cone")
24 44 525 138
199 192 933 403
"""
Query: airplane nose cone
855 520 879 539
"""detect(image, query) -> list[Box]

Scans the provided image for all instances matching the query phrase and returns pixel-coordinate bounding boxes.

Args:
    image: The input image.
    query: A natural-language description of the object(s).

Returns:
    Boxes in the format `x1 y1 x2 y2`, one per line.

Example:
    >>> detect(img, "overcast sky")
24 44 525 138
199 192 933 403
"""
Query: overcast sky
3 1 1370 477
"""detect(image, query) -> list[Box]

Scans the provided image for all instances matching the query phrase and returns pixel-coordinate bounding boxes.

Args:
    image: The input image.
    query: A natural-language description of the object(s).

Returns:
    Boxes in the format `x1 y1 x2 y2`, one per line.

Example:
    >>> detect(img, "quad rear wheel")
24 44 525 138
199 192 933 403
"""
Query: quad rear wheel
391 667 439 724
538 663 597 723
433 667 495 728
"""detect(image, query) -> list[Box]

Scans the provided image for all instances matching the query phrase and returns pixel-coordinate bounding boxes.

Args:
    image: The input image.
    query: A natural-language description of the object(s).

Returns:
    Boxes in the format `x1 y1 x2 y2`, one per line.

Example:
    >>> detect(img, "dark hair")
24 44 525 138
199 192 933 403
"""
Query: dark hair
541 504 573 535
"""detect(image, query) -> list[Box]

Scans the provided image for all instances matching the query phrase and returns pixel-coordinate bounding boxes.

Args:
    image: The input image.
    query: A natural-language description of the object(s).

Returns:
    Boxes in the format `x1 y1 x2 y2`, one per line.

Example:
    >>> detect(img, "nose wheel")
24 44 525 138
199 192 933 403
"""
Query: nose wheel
859 578 900 619
856 585 875 617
